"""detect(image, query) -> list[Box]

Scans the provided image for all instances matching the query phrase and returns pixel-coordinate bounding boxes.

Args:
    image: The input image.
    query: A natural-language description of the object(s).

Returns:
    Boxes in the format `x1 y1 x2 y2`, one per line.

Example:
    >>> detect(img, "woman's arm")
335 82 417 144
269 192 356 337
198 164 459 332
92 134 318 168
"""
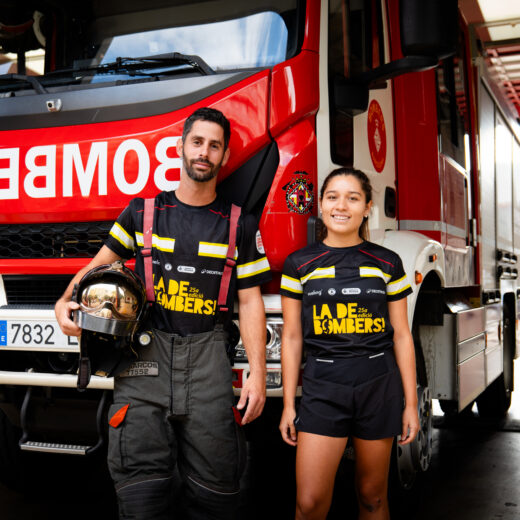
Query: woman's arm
388 297 420 446
279 296 304 446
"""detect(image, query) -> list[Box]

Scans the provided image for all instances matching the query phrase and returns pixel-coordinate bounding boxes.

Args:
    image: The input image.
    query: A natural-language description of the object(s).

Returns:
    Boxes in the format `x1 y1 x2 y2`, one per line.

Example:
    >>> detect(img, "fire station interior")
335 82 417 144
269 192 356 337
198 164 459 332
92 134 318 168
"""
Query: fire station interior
1 1 520 519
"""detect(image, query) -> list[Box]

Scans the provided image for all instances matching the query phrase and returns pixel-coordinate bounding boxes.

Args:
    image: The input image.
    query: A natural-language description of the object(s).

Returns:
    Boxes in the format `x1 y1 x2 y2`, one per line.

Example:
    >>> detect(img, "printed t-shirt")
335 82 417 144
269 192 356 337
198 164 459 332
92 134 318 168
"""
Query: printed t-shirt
280 241 412 358
105 191 271 336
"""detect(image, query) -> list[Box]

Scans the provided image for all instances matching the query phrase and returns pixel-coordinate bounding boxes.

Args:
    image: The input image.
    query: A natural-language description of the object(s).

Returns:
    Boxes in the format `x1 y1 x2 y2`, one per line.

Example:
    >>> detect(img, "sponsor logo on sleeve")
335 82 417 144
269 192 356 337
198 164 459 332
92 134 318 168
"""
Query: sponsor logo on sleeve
255 230 265 254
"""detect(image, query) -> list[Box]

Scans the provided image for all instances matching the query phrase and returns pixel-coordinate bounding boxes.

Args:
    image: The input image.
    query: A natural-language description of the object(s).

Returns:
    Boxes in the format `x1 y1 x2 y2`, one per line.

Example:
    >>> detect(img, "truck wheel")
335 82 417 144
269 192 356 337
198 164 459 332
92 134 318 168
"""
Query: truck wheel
0 409 26 490
389 338 433 515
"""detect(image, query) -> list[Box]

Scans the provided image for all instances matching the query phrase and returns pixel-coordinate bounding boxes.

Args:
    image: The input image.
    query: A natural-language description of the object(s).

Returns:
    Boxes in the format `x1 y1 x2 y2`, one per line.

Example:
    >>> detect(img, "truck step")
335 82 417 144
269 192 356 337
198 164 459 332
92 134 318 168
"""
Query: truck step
19 441 91 455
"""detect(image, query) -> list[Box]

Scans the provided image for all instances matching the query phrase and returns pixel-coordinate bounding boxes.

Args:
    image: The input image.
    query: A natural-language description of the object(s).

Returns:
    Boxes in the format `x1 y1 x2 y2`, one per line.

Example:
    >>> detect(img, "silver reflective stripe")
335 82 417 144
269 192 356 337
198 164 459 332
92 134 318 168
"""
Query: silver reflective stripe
400 220 466 239
187 475 239 496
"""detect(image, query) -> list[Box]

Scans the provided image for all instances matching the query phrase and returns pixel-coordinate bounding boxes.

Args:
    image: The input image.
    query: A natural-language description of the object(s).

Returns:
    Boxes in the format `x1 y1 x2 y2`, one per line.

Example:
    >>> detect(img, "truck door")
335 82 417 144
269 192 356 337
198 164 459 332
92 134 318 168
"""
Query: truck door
320 0 397 241
436 48 474 287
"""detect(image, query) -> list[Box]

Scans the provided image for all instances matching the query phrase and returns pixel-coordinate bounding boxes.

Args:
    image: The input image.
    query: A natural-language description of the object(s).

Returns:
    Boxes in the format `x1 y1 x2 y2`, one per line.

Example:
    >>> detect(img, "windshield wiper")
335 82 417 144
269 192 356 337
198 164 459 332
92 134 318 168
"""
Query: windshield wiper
48 52 215 78
0 74 47 94
107 53 215 75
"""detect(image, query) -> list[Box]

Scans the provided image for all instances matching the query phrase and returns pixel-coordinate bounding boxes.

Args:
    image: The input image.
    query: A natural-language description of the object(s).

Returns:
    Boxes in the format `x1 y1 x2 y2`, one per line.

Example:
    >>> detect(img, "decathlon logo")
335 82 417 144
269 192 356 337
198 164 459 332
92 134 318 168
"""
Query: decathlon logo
342 288 361 295
367 289 385 295
178 265 195 274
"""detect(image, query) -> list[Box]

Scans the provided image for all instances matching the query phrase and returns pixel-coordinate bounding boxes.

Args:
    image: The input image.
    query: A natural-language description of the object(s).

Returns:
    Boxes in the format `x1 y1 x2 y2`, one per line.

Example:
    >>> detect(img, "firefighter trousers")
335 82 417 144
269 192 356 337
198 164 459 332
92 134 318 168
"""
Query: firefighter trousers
107 327 245 520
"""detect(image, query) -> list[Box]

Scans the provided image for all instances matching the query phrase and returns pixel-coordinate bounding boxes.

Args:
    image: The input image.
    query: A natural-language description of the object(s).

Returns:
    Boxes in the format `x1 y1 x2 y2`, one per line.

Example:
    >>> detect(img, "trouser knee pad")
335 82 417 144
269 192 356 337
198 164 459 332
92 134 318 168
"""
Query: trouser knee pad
116 476 173 520
181 476 240 520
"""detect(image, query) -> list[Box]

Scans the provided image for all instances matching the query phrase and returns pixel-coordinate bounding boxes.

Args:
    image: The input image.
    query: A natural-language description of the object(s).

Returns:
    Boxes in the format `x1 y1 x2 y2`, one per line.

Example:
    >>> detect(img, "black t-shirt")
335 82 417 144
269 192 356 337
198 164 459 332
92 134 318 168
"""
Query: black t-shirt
105 191 271 335
280 241 412 358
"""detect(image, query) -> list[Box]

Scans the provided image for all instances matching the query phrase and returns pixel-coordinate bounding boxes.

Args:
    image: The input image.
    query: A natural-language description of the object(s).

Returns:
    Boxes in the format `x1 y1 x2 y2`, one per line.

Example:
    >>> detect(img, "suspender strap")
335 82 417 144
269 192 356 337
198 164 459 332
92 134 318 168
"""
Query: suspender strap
217 204 242 314
142 198 155 303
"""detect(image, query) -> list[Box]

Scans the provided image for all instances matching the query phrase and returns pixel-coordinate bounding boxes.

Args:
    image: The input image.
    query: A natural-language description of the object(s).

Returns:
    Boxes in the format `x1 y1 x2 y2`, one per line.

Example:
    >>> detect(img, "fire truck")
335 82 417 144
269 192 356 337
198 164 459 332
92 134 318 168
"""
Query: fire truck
0 0 519 500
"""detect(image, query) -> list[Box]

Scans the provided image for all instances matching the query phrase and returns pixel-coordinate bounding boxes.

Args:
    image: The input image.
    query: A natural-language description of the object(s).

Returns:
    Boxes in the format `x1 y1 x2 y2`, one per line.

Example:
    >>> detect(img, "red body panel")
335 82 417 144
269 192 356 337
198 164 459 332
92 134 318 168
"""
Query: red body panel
0 70 270 224
260 116 318 273
393 70 441 243
301 0 321 53
269 51 320 138
0 3 322 281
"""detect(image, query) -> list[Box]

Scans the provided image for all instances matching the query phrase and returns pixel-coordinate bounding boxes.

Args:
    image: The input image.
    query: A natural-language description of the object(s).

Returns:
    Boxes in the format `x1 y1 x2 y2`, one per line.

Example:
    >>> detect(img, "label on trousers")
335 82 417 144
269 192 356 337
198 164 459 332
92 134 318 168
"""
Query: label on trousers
119 361 159 378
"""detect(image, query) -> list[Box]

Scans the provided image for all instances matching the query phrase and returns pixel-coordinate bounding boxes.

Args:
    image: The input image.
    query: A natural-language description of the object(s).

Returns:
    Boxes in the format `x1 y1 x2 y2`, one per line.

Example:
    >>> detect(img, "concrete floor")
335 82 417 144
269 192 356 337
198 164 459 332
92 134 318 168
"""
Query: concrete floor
411 364 520 520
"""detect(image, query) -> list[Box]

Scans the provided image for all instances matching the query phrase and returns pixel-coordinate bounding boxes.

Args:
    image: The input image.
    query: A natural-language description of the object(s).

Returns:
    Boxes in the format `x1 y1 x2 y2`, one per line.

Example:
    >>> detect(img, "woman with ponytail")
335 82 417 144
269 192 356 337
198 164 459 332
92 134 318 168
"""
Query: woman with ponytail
279 168 419 520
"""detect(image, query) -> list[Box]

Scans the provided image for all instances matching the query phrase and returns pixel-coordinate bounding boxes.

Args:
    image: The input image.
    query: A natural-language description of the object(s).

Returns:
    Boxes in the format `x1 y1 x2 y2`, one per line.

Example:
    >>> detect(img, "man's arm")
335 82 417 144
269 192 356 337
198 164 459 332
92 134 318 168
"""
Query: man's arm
54 245 123 337
236 285 266 425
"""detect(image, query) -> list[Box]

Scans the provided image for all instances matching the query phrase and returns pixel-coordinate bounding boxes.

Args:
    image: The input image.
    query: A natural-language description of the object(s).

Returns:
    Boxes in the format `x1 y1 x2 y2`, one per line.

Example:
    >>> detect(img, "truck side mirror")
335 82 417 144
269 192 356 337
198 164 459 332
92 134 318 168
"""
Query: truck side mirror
400 0 458 60
332 75 369 115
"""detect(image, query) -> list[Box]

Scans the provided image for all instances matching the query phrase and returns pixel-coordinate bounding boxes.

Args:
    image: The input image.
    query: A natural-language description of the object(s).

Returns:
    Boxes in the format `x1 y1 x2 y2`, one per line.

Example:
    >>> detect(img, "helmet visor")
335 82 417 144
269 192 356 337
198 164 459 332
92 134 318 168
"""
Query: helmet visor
79 282 140 321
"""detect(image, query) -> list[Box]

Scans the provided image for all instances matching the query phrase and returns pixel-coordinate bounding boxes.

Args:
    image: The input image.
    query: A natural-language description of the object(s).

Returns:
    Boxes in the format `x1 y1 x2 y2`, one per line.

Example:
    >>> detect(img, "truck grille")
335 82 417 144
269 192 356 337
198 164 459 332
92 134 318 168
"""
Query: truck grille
3 275 74 305
0 221 112 259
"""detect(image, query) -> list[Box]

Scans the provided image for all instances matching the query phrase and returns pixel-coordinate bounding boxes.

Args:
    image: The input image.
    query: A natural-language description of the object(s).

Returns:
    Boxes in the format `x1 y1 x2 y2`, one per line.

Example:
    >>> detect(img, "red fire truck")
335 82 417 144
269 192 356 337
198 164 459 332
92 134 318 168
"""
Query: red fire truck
0 0 519 500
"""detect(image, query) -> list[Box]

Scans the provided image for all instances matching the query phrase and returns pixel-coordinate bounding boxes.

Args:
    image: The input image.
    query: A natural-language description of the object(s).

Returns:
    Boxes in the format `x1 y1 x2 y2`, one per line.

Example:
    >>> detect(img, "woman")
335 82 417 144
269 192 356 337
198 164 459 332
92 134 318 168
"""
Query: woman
279 167 420 520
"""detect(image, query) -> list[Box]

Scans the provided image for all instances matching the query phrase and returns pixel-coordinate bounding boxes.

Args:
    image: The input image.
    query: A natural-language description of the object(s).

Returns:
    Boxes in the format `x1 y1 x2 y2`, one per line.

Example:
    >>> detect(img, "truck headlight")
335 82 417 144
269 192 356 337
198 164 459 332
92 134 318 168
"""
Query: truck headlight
233 318 283 361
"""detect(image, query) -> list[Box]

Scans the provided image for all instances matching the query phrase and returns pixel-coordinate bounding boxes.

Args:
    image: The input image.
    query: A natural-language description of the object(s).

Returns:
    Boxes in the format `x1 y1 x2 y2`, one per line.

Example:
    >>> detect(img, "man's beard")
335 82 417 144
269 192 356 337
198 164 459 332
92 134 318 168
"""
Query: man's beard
183 155 221 183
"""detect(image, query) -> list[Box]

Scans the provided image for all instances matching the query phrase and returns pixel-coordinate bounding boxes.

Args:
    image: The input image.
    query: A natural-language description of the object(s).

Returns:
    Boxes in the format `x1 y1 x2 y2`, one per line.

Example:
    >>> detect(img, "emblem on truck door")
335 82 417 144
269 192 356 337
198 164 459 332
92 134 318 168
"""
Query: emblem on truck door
367 100 387 173
282 172 314 214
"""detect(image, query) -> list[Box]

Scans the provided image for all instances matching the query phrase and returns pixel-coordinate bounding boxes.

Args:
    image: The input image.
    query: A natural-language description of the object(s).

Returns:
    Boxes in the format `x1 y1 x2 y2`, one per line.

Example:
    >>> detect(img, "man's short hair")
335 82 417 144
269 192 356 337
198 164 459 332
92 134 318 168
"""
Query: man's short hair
182 107 231 150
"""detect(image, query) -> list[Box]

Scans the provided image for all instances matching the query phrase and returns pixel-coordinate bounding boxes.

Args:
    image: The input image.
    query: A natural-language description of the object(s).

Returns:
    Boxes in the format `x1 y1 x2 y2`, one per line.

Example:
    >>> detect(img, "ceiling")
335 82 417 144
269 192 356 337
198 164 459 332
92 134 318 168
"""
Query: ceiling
459 0 520 122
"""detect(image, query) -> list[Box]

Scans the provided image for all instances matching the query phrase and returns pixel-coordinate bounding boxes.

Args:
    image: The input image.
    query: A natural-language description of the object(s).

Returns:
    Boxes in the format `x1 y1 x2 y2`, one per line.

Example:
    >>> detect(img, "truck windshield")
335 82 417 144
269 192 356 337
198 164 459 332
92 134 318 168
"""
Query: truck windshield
98 12 289 72
0 0 301 89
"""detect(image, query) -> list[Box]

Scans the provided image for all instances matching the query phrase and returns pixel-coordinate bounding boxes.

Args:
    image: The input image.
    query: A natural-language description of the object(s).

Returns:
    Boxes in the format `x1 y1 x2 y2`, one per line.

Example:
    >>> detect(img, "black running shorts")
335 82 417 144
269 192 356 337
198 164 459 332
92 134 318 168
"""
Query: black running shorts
295 350 404 439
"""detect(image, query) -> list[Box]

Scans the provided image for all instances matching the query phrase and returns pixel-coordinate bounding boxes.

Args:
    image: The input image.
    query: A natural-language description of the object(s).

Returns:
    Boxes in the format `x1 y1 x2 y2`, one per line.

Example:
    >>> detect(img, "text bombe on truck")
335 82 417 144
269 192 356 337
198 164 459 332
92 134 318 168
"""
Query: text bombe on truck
0 0 519 497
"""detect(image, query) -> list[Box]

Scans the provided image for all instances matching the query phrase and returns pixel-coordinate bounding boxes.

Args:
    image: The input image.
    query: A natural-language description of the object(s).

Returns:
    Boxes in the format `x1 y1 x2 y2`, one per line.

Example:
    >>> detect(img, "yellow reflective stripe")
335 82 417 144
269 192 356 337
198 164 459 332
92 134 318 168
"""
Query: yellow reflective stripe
198 242 238 259
359 266 392 283
152 234 175 252
110 222 135 251
237 257 270 279
301 266 335 285
135 232 175 252
280 274 303 294
387 275 411 295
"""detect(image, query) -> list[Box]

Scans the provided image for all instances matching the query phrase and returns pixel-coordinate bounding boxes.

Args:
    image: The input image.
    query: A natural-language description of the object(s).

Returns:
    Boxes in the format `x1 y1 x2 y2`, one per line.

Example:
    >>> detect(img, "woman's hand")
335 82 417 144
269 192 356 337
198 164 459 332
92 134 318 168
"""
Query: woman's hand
279 406 298 446
398 403 420 445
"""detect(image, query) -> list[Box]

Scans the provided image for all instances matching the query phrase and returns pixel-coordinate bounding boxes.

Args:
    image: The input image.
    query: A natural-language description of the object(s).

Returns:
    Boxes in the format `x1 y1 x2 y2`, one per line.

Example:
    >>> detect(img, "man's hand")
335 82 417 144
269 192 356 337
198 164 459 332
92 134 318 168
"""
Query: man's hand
55 298 82 337
236 369 266 425
236 285 267 425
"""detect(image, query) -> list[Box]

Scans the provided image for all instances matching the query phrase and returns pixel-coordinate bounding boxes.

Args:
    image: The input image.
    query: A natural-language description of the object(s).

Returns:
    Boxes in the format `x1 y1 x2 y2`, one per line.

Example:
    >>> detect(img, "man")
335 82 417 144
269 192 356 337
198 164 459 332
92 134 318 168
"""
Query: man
55 107 270 519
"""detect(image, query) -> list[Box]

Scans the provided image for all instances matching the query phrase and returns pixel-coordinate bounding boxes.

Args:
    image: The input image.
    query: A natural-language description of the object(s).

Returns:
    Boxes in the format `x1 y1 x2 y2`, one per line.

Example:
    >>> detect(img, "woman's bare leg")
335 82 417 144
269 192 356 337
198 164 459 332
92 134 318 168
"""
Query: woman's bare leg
352 437 394 520
295 432 348 520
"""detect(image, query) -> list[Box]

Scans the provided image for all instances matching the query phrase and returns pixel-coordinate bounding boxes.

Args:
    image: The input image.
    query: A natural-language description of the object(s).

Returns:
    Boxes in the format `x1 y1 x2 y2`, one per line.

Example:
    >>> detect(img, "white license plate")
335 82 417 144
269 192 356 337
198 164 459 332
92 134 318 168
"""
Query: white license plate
0 320 79 350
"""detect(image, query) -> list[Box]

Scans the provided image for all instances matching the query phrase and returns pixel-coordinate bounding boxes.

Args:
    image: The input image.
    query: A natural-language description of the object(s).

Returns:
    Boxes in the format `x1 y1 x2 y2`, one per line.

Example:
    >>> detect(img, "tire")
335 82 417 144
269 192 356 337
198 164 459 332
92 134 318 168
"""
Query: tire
389 330 433 516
